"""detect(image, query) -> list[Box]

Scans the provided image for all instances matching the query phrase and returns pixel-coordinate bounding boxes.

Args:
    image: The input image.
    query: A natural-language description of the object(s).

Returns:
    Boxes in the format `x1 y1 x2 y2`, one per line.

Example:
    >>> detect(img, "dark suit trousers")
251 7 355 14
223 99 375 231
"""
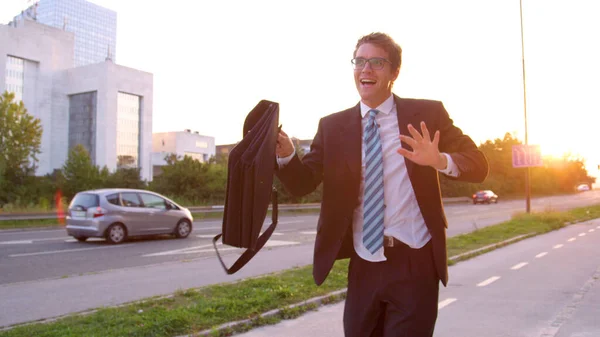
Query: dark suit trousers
343 240 439 337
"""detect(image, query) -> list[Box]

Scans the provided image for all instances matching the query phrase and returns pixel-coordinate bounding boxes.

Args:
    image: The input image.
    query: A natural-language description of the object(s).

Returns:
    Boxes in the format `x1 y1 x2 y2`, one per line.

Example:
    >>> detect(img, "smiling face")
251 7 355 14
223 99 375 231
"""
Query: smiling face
353 43 400 109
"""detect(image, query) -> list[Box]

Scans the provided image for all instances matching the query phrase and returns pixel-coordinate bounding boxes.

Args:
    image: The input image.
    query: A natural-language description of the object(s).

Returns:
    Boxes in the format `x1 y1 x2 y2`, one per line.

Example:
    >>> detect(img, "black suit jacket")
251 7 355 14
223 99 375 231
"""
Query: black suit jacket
277 95 489 286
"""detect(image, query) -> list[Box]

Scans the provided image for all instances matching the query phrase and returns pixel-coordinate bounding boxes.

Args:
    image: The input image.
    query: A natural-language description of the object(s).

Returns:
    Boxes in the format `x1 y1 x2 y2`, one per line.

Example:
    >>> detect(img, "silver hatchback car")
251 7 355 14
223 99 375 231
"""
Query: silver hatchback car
66 188 193 244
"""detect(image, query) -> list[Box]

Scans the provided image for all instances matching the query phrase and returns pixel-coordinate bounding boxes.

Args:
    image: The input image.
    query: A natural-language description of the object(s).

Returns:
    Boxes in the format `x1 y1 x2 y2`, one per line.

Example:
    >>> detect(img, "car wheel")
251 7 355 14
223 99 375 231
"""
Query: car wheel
473 201 477 205
174 220 192 238
74 236 88 242
106 223 127 244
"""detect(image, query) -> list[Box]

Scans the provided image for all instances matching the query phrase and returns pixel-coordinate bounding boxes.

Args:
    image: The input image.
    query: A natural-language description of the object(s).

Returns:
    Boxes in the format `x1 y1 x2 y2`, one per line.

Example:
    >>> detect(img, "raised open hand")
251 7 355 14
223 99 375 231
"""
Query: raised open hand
397 121 447 170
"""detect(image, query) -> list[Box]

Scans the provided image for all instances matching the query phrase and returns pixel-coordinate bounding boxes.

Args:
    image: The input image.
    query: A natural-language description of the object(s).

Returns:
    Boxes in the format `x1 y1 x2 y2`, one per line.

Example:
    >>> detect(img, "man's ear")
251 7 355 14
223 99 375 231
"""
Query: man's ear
392 67 400 81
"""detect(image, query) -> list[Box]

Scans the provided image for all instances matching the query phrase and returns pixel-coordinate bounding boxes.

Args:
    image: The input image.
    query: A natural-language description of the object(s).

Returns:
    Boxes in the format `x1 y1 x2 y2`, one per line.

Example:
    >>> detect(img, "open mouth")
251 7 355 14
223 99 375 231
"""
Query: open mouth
360 79 376 87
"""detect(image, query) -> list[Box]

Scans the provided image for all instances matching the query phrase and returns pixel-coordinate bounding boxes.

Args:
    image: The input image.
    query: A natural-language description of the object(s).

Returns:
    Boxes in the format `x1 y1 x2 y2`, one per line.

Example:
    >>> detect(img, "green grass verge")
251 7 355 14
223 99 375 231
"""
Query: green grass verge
1 204 600 337
446 205 600 263
0 218 64 230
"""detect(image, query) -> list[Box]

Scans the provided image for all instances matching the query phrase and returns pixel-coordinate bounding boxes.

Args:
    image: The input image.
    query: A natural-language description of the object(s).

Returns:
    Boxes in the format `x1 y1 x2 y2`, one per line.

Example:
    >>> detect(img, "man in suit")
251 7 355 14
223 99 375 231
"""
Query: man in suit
276 32 488 337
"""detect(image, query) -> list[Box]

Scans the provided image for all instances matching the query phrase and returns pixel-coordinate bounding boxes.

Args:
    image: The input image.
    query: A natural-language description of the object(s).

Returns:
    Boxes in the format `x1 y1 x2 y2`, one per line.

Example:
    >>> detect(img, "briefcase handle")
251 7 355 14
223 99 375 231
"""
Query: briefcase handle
212 187 278 274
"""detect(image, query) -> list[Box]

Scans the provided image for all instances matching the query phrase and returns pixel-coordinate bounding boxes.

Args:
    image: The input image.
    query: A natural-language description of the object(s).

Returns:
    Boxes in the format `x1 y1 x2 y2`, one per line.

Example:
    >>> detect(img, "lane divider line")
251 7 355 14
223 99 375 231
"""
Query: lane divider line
438 298 457 309
0 240 33 245
477 276 500 287
535 252 548 258
511 262 528 270
10 244 134 257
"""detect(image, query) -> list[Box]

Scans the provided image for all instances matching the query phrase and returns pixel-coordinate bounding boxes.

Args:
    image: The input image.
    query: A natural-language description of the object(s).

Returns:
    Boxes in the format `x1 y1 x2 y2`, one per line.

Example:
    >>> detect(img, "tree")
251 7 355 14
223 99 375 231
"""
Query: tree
150 155 228 205
0 92 43 205
106 167 146 189
61 144 105 198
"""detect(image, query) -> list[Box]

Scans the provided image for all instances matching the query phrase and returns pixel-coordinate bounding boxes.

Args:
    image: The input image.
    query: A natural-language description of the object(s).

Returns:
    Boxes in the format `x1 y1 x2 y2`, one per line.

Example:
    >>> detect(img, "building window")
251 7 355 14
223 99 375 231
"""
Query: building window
196 141 208 149
184 152 204 162
5 56 24 102
68 92 97 163
116 92 141 169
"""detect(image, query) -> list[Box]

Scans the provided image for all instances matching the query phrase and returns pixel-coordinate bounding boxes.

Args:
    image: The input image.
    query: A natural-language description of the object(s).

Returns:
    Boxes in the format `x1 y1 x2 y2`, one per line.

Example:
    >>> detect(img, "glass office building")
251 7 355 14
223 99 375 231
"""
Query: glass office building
17 0 117 67
5 56 25 102
116 92 141 169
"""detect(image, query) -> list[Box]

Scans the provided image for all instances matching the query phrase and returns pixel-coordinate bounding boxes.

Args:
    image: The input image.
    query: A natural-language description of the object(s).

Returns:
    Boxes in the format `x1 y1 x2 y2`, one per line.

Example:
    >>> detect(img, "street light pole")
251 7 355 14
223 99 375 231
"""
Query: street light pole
519 0 531 213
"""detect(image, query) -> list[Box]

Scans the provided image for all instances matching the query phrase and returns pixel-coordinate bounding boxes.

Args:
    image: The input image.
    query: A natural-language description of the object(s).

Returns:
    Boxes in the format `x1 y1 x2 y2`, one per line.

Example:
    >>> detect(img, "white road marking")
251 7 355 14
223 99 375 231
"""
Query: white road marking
300 231 317 235
279 220 304 225
64 238 105 243
0 240 33 244
143 240 300 257
535 252 548 258
9 244 133 257
511 262 528 270
36 237 71 242
196 235 218 239
193 221 223 225
1 236 81 244
597 225 600 229
578 233 586 237
477 276 500 287
589 229 595 233
567 238 576 242
438 298 457 309
553 244 564 249
193 226 222 231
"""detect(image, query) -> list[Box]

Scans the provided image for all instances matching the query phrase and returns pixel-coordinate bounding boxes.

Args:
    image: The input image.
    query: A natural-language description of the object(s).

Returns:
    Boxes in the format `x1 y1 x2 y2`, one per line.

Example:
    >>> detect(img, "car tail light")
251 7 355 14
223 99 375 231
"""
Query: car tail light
92 207 105 218
472 194 476 198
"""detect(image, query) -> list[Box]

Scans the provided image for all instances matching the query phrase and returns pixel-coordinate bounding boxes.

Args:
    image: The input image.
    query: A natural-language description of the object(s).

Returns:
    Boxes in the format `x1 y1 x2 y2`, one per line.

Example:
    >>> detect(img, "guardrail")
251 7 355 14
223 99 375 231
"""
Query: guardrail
0 197 471 221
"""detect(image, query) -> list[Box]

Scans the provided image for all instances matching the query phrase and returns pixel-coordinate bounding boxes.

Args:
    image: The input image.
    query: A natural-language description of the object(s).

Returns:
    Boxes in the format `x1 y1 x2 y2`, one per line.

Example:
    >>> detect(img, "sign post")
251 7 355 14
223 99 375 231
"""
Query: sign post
512 144 543 212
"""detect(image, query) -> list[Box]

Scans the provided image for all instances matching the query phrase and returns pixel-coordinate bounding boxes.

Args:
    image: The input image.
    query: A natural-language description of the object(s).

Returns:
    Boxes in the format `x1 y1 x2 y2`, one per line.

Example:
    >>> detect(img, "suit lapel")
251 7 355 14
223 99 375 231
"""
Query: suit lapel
395 95 420 178
341 104 362 182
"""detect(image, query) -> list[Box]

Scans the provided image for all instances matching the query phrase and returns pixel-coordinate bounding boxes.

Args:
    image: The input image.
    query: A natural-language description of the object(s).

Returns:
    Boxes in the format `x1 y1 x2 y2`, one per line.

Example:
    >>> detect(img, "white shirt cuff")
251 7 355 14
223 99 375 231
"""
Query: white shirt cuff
437 153 460 177
277 151 295 168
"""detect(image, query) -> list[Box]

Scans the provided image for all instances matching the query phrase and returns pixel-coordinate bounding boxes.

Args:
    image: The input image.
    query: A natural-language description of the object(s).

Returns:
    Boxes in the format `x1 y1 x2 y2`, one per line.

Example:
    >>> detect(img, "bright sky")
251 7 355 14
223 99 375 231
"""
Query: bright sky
2 0 599 177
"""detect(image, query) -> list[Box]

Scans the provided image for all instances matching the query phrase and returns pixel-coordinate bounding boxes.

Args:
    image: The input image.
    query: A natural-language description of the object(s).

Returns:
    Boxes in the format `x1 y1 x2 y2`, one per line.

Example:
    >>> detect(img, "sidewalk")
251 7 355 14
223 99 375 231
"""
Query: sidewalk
234 300 345 337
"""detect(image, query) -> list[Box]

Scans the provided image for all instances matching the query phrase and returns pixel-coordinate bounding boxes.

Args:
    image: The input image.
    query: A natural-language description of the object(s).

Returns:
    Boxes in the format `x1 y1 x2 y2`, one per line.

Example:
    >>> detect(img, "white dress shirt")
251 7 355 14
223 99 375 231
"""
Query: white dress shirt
278 95 460 262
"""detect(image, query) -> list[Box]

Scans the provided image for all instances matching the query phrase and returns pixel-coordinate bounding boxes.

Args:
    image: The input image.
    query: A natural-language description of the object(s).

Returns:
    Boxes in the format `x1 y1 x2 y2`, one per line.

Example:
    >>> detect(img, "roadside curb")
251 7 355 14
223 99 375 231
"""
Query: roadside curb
178 234 538 337
186 289 348 337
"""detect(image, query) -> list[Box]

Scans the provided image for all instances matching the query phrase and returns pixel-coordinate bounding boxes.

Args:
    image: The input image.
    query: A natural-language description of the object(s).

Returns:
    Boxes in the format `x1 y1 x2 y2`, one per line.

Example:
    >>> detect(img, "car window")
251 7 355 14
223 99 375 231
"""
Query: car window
121 192 142 207
106 193 120 206
139 193 166 210
70 193 99 209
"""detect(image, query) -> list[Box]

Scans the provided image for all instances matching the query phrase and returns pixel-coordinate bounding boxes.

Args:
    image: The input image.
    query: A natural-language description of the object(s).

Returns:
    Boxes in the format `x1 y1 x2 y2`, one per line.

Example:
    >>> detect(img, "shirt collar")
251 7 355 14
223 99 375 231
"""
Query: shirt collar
360 94 395 118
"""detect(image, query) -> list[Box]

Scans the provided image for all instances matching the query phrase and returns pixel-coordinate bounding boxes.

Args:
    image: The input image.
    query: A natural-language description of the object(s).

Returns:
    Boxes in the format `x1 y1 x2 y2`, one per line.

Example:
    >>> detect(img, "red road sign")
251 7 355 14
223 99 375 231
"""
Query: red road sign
512 145 543 168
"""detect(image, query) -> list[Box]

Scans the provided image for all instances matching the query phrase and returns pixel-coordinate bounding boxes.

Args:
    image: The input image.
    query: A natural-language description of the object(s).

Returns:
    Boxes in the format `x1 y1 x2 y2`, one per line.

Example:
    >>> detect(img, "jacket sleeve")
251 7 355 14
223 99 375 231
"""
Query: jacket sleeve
276 119 325 197
436 102 489 183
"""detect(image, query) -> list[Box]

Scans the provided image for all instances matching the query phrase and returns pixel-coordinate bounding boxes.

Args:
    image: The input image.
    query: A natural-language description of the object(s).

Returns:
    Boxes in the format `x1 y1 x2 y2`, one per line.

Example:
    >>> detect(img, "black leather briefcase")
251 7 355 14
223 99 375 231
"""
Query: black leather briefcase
213 100 280 274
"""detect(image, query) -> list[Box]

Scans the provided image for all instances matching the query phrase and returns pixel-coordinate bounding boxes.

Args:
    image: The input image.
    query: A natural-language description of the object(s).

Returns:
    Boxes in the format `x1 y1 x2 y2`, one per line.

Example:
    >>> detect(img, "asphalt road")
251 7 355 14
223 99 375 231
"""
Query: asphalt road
0 190 599 328
1 191 600 285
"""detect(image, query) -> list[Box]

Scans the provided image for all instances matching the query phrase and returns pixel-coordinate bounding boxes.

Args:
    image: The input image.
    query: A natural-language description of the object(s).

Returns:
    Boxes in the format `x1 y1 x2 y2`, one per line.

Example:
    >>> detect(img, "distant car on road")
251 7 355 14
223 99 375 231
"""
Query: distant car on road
66 188 193 244
472 190 499 204
576 184 591 192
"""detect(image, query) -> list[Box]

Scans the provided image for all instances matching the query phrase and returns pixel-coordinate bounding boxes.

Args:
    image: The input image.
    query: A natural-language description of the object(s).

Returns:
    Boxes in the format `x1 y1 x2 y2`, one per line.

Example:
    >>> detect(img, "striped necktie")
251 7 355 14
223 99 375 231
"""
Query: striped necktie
362 109 384 254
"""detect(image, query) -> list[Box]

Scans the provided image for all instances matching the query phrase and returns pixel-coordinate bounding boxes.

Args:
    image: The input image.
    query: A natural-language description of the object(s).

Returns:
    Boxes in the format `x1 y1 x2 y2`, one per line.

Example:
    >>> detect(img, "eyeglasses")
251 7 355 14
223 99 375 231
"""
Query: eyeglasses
351 57 391 70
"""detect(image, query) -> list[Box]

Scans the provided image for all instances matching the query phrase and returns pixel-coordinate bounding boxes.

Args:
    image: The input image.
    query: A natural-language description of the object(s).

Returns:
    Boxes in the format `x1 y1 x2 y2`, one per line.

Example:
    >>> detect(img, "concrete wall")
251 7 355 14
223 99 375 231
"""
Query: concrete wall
1 20 153 181
151 131 215 166
0 20 74 175
62 61 153 181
